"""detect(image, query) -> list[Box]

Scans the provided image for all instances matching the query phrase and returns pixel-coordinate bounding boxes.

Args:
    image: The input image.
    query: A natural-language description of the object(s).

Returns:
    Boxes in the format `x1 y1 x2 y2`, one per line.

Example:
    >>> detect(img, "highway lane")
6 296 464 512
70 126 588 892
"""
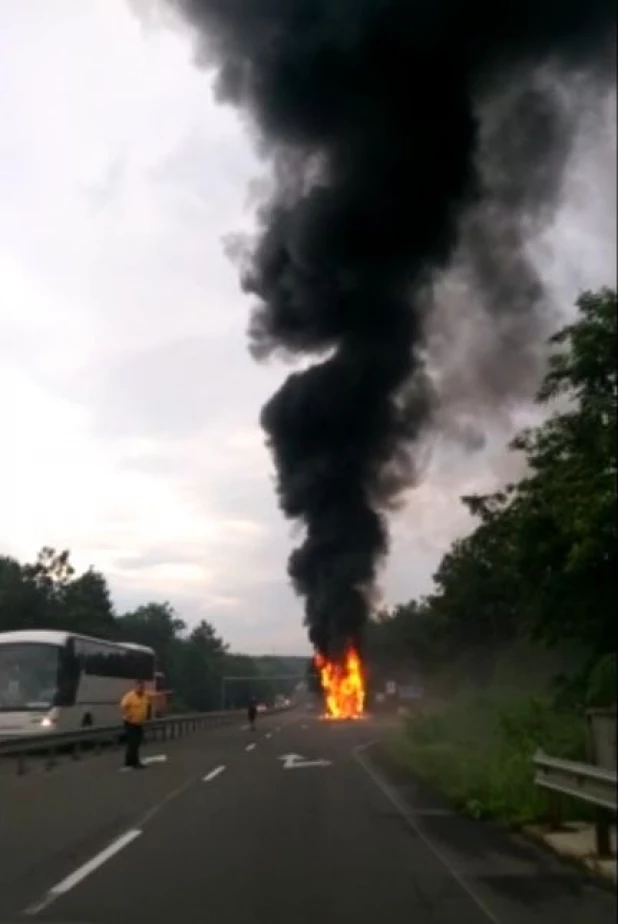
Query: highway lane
0 710 614 924
0 711 295 916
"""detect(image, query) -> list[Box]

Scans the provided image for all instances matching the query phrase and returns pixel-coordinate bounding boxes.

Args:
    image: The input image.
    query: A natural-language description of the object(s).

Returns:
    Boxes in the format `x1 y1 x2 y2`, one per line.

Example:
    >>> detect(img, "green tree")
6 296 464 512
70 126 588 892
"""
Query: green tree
0 548 76 631
117 603 185 661
505 288 616 656
0 556 35 631
60 568 116 637
184 620 229 709
430 493 522 653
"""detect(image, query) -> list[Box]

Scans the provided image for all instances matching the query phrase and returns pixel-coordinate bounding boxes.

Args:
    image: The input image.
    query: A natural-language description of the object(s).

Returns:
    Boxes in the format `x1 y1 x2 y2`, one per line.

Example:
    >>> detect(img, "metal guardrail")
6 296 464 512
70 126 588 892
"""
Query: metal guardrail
0 706 289 775
533 750 617 858
533 751 617 810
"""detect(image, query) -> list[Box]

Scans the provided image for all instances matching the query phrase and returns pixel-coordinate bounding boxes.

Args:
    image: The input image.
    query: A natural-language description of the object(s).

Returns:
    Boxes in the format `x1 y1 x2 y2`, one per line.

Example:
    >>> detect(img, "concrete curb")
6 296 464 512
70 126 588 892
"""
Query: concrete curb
522 823 617 892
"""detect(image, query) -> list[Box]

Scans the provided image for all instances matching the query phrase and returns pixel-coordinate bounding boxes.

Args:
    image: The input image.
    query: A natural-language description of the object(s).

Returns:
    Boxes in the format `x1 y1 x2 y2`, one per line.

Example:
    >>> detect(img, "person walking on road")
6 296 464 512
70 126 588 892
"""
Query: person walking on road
121 680 149 769
247 697 258 732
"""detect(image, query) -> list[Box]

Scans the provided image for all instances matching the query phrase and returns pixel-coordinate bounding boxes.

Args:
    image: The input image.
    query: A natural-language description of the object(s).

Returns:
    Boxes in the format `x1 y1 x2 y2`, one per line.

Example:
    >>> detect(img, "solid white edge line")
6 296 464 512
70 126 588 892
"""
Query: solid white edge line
353 743 501 924
25 829 142 915
203 765 226 782
52 829 142 895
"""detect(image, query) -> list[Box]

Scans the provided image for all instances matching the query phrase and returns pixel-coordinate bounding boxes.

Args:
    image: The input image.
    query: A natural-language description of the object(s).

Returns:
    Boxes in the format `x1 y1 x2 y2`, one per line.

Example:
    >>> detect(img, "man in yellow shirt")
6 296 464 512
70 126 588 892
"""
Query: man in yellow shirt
120 680 149 769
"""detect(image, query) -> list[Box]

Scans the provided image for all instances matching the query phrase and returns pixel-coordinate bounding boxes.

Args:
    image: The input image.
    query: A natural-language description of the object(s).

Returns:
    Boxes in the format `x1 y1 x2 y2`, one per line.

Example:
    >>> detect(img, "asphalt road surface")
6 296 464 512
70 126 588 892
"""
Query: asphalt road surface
0 709 614 924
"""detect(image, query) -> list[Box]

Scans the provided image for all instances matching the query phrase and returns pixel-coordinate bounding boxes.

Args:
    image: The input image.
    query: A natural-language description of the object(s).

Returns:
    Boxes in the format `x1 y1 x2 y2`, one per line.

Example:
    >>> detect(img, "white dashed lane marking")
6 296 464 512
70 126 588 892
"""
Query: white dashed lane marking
203 765 226 782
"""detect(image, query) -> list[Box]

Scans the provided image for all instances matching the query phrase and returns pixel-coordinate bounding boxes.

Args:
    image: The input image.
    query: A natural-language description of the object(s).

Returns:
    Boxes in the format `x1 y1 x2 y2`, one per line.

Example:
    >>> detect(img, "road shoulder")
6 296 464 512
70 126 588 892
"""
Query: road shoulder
359 741 617 924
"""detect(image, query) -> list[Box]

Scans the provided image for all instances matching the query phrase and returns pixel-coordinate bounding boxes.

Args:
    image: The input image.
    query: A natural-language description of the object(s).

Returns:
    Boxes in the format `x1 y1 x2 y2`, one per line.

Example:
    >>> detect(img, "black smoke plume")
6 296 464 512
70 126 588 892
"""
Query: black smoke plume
169 0 615 658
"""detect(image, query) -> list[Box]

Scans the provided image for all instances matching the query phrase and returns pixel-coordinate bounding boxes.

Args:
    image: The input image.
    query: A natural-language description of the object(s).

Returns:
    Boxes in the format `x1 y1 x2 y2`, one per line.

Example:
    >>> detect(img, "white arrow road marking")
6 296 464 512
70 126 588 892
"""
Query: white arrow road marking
119 754 167 771
278 753 333 770
203 765 226 783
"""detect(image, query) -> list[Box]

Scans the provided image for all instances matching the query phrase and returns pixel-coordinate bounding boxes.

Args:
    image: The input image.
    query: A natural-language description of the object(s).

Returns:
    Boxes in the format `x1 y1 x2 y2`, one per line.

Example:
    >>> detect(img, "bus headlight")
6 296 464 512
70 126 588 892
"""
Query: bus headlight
40 716 56 728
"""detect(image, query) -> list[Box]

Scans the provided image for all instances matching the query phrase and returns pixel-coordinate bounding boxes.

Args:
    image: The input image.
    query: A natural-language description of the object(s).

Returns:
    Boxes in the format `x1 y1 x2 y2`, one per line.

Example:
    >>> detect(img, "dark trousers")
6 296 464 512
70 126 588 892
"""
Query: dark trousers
124 722 143 767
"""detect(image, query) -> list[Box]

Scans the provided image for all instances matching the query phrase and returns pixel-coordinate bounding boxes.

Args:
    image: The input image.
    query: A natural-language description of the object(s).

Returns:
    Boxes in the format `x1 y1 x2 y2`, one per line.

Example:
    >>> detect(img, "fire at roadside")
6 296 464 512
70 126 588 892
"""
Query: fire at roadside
314 647 366 721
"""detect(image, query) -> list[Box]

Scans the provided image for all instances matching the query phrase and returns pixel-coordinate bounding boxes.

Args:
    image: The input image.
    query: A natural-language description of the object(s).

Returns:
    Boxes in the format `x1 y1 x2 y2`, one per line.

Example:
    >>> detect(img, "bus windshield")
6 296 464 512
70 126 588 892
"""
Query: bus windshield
0 643 61 711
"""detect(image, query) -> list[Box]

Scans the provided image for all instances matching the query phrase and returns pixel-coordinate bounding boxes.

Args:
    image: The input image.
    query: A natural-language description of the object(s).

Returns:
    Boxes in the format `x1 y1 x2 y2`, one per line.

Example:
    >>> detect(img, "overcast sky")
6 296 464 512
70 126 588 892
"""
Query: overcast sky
0 2 615 655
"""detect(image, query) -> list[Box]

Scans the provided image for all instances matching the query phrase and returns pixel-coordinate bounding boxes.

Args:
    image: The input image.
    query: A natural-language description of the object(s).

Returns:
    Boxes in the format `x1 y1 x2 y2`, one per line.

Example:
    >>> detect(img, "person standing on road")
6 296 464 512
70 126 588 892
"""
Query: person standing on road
120 680 149 769
247 697 258 732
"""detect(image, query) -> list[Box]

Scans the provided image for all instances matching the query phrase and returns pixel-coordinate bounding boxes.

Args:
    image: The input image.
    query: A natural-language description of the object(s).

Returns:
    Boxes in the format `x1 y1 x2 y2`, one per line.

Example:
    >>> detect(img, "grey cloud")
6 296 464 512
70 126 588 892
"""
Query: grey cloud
112 549 194 571
82 156 127 212
68 334 279 440
148 128 256 217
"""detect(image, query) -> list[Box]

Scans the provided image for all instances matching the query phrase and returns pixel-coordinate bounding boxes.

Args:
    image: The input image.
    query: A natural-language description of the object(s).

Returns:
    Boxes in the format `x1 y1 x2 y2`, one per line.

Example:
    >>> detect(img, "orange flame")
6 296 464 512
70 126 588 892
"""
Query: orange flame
315 646 365 720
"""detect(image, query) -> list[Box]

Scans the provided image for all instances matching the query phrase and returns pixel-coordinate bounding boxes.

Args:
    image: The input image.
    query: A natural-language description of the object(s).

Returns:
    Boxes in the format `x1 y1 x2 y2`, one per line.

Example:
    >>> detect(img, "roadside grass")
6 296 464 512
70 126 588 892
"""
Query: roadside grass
388 687 591 826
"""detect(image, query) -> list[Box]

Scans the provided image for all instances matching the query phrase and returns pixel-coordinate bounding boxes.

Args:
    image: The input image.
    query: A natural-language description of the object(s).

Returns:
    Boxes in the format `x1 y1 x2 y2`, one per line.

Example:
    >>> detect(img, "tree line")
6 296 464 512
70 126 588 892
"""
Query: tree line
0 548 303 711
366 287 616 708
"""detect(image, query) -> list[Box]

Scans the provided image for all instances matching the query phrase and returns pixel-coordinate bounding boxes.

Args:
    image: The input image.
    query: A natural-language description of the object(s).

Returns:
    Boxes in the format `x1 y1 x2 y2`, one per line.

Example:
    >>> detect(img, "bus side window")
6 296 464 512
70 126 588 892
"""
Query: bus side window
55 644 81 707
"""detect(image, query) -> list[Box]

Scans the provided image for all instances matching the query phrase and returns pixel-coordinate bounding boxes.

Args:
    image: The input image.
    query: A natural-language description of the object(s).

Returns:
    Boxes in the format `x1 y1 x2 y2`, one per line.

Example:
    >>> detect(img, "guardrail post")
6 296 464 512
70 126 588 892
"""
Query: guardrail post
546 790 562 830
586 709 616 859
594 810 612 858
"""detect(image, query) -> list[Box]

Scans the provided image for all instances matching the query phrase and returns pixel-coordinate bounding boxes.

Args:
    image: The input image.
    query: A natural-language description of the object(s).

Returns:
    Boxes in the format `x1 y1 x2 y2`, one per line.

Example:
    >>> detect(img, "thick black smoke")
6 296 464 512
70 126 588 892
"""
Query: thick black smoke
168 0 614 658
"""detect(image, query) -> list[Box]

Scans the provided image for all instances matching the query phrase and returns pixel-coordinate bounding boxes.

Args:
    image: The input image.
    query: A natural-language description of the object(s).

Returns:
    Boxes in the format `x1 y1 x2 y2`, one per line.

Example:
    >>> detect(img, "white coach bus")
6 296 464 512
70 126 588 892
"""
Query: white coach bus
0 629 163 737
